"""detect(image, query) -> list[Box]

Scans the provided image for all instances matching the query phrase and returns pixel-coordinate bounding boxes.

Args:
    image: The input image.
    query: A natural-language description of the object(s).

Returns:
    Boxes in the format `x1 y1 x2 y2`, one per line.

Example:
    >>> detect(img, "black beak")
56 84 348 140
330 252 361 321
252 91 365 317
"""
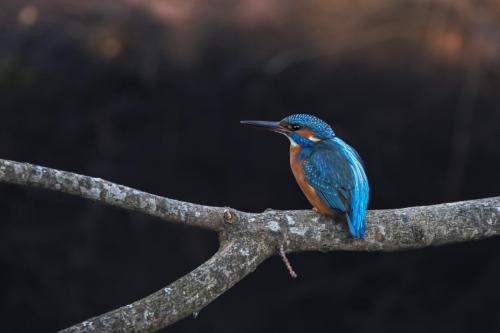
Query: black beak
240 120 290 134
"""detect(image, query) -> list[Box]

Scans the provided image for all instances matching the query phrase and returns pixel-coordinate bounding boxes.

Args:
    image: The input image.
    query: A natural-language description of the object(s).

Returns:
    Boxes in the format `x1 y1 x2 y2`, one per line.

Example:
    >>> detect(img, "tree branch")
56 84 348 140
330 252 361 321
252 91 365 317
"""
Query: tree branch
1 158 499 332
60 237 273 333
0 159 227 231
241 197 500 252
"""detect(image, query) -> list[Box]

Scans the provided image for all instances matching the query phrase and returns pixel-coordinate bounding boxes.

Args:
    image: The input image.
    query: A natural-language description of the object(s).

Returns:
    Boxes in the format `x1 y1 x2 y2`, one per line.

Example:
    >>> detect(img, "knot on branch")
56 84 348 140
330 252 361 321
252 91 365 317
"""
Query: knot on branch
223 209 236 224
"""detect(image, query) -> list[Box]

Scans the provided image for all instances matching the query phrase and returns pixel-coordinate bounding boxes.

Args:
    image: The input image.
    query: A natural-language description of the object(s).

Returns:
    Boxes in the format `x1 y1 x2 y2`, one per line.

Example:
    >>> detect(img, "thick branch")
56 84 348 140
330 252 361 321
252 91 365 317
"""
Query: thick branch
1 158 499 333
241 196 500 252
0 159 226 231
59 237 272 333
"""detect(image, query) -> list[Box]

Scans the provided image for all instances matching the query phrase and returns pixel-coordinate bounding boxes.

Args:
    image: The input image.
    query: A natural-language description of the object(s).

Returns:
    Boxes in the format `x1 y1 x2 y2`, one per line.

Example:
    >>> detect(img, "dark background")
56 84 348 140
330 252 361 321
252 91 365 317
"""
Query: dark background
1 0 500 332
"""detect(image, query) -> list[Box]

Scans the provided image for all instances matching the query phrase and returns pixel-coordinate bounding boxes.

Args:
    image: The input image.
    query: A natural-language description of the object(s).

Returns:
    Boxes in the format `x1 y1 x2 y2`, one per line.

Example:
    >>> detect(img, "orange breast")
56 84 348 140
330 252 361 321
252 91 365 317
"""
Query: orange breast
290 146 334 216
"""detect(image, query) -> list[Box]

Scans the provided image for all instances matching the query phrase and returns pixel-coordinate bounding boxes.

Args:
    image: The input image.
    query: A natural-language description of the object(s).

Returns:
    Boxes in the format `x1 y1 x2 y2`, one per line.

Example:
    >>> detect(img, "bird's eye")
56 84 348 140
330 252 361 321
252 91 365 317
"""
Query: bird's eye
291 124 301 131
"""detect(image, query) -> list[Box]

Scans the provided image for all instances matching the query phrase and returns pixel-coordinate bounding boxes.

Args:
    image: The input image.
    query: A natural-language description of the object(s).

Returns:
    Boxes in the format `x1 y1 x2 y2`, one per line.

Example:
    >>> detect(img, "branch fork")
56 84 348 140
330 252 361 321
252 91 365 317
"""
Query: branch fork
0 158 499 332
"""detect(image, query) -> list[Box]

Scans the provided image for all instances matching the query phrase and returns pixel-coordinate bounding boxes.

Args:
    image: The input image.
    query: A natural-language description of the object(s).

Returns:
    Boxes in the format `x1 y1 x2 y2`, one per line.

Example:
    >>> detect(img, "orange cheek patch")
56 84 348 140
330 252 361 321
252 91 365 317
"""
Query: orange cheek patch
296 128 314 138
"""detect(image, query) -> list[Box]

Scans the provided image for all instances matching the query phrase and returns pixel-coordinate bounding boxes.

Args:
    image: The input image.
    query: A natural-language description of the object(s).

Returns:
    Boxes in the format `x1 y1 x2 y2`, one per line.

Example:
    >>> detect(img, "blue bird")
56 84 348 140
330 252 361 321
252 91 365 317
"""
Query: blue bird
241 114 369 238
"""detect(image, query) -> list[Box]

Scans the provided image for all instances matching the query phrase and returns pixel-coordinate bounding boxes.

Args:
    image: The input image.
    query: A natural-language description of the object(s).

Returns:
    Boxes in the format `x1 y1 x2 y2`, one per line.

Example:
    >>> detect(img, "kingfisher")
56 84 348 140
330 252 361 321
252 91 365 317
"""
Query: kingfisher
241 114 369 238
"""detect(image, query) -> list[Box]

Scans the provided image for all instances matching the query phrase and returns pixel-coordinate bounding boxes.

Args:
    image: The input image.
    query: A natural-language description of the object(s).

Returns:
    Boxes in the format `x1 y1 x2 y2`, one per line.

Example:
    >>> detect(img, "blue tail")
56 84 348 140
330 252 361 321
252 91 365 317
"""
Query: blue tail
346 214 365 238
342 141 369 239
345 173 369 238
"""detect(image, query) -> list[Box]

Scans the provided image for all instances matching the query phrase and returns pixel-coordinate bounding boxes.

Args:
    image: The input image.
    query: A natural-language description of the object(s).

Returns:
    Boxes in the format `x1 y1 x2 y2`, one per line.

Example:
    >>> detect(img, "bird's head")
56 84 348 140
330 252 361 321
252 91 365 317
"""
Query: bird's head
241 114 335 147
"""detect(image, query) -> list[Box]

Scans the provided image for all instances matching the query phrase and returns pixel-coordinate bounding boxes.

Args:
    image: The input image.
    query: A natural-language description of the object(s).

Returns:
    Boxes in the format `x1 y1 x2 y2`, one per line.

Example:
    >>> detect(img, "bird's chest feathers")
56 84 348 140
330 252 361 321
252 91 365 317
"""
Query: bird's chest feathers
289 146 330 213
289 146 306 182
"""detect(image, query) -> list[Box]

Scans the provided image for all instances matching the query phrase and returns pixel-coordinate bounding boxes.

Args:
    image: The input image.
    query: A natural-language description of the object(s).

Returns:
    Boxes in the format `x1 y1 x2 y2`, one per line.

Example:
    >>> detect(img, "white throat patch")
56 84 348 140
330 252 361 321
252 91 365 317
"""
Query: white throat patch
288 136 298 147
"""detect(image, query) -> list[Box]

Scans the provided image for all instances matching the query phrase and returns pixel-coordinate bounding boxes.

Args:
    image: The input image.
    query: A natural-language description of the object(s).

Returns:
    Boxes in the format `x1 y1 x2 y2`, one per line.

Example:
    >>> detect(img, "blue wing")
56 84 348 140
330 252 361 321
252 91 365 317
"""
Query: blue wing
303 138 369 238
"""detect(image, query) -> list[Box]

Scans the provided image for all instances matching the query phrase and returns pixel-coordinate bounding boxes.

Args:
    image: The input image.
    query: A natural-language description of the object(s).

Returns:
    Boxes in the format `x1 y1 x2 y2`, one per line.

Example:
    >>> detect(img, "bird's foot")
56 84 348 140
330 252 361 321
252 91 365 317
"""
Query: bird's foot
312 207 319 213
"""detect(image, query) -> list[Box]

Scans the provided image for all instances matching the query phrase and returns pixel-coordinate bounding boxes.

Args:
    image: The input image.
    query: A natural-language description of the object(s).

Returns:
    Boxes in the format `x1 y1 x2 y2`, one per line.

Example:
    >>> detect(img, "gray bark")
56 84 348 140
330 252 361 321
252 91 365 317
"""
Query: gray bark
0 158 499 332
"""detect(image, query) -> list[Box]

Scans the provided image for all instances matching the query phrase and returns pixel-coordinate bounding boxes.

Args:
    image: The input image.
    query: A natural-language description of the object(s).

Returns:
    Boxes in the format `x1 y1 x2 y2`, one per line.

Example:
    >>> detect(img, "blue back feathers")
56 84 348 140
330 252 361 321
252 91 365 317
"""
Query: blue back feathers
285 114 369 238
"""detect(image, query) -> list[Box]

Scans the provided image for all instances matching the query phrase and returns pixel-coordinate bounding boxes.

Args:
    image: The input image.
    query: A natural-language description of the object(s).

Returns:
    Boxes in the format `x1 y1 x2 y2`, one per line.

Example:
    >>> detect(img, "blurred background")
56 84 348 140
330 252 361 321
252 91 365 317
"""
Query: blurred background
1 0 500 332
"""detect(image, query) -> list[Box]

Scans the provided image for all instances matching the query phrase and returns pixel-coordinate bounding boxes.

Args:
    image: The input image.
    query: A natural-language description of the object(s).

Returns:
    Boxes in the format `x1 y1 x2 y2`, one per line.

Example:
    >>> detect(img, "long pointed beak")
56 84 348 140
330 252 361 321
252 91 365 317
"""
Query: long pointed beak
240 120 290 134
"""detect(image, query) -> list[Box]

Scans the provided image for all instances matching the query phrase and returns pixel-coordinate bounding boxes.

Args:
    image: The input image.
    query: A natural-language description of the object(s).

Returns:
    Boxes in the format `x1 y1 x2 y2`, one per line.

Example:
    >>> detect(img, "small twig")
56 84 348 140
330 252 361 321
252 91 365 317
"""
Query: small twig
279 244 298 278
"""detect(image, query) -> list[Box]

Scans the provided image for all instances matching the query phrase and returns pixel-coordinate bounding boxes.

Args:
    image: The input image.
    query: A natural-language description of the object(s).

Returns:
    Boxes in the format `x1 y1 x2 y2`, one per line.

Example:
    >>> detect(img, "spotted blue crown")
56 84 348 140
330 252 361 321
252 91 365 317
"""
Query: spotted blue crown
282 114 336 139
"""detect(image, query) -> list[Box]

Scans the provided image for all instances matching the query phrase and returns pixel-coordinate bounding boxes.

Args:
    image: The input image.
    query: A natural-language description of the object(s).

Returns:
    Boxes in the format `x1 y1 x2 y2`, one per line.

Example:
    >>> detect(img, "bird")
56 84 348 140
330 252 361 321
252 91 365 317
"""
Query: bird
241 114 369 238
